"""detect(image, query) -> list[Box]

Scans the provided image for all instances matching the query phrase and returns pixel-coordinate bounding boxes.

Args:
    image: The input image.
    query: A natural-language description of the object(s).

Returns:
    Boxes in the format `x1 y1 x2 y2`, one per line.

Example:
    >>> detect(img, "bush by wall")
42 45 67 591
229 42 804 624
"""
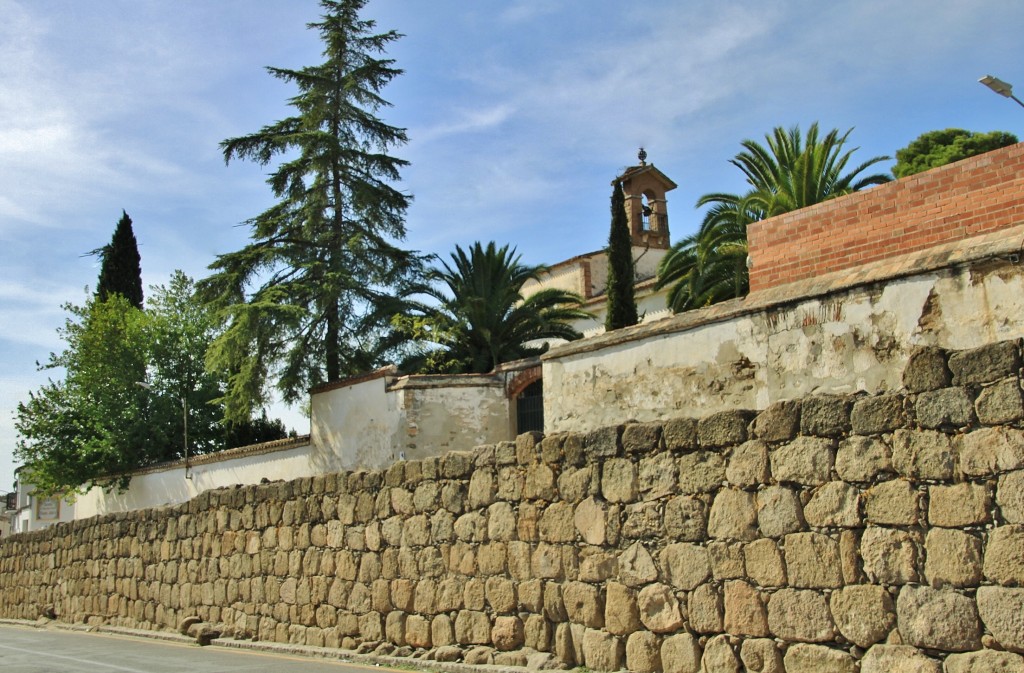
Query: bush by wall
3 340 1024 672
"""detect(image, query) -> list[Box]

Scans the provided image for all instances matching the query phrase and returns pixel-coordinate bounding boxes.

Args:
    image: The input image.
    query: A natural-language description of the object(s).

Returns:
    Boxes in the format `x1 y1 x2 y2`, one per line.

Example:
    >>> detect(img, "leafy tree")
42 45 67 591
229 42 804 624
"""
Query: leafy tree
605 180 638 330
225 411 292 448
893 128 1018 178
15 273 292 495
15 295 165 494
94 211 144 309
395 242 589 374
199 0 419 424
657 123 891 312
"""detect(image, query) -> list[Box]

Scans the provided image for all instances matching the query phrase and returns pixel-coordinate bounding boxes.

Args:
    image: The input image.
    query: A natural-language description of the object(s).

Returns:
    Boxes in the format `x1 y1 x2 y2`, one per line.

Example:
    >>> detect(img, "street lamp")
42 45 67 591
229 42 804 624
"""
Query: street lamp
979 75 1024 110
135 382 192 480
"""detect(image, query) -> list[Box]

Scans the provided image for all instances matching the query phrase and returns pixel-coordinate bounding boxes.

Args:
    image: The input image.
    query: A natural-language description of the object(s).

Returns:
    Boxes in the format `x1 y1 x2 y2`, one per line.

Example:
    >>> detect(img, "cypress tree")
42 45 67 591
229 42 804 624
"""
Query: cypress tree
96 210 143 309
605 180 638 330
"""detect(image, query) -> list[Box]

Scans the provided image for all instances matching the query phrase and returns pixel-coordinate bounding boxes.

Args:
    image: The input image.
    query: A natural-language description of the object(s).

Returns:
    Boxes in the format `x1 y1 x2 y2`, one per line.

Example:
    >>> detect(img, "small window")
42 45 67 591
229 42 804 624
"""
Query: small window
516 380 544 434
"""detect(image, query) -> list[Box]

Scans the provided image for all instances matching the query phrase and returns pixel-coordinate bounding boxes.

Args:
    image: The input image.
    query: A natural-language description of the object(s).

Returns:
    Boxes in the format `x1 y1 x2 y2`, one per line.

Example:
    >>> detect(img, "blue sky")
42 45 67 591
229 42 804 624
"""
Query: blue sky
2 0 1023 490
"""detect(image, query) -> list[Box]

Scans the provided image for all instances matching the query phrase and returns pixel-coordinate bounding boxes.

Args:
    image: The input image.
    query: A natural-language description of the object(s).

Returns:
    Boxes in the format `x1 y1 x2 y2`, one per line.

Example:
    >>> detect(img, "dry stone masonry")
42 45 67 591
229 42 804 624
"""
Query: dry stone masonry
4 341 1024 672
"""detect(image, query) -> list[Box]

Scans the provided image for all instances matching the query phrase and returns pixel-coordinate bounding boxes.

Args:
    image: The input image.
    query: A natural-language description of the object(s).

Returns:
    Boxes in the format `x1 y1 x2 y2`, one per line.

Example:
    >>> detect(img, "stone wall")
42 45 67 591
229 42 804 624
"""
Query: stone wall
3 340 1024 673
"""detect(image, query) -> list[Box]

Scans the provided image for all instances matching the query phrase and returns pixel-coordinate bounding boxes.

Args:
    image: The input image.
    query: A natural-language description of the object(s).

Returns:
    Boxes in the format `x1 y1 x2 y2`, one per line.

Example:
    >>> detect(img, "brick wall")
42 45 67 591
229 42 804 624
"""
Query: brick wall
748 143 1024 293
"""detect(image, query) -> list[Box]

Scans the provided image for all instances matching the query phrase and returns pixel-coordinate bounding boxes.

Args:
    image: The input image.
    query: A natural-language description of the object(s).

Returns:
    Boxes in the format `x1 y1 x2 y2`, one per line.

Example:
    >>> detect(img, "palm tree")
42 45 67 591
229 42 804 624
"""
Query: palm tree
395 242 590 374
657 123 891 312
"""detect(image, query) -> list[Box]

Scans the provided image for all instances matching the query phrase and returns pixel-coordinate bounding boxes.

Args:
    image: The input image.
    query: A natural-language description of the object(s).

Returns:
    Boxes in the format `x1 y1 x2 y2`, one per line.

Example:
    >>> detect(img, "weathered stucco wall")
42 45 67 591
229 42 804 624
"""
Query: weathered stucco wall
2 340 1024 672
543 230 1024 434
311 370 511 472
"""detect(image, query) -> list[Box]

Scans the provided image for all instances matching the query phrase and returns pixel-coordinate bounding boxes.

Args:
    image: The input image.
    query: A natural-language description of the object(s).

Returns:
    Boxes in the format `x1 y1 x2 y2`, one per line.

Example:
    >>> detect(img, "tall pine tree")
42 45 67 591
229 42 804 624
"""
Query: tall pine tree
95 211 143 309
199 0 419 422
605 180 638 330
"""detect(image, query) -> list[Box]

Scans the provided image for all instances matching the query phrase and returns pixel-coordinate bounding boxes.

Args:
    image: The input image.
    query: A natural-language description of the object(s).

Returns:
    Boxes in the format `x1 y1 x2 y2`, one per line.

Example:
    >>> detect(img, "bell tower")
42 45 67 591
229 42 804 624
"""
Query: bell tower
615 148 677 250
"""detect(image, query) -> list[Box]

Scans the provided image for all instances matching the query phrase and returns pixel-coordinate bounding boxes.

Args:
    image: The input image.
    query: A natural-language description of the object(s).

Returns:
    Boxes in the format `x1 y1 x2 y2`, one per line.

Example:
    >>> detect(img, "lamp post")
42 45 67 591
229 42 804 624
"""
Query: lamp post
979 75 1024 110
135 381 192 479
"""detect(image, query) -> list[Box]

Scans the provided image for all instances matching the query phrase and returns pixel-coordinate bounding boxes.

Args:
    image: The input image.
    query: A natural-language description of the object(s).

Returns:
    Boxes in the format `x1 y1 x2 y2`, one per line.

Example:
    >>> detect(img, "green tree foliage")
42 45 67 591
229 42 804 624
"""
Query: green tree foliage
657 123 891 312
605 181 638 330
94 211 144 309
15 274 290 495
199 0 419 423
15 295 163 494
893 128 1018 178
395 242 590 374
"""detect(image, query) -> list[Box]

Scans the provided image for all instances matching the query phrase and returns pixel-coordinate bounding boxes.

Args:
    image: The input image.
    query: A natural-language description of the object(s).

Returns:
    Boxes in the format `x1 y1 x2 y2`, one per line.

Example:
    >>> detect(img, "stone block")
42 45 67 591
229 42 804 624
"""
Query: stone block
829 585 895 648
601 458 638 504
663 495 707 541
865 479 920 526
622 501 662 540
726 440 770 487
573 497 606 546
976 377 1024 424
524 614 551 652
738 638 782 673
485 576 516 614
697 410 751 448
524 463 557 501
625 631 661 673
708 488 758 541
582 628 623 671
766 589 834 642
958 427 1024 477
622 422 662 454
496 466 524 501
559 465 597 504
804 481 861 528
903 346 951 393
928 483 991 527
539 501 576 543
835 435 892 482
660 543 710 590
491 616 524 651
891 428 955 480
563 581 603 629
984 525 1024 585
487 501 516 542
723 580 768 636
584 425 621 460
604 582 641 636
944 649 1024 673
860 644 940 673
662 417 698 451
454 610 491 645
916 387 975 429
783 643 855 673
708 541 745 580
638 451 678 498
800 395 853 437
617 542 658 587
784 532 843 589
744 538 786 587
757 485 805 537
697 635 737 672
949 340 1020 386
977 586 1024 654
578 549 617 583
661 633 702 673
677 452 725 493
553 622 578 667
636 583 684 633
752 400 801 442
687 583 723 634
924 529 982 587
998 470 1024 523
467 468 496 509
896 585 981 652
770 437 834 485
861 527 920 584
851 393 907 435
531 543 563 580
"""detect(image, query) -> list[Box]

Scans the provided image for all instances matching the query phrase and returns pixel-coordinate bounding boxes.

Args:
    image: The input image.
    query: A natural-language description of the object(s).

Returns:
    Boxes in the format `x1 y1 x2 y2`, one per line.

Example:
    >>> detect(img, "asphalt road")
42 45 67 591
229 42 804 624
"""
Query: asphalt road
0 625 401 673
